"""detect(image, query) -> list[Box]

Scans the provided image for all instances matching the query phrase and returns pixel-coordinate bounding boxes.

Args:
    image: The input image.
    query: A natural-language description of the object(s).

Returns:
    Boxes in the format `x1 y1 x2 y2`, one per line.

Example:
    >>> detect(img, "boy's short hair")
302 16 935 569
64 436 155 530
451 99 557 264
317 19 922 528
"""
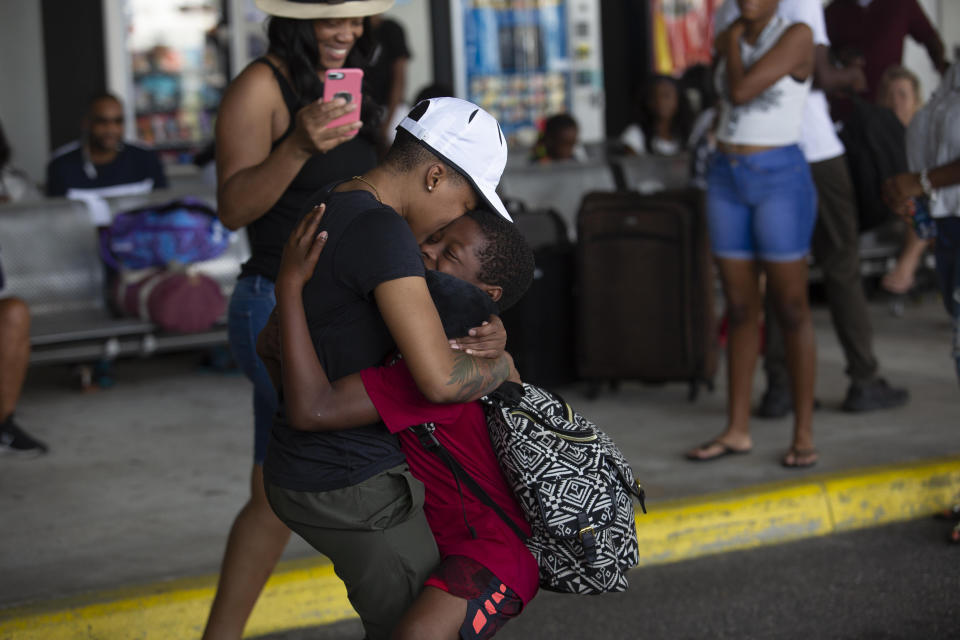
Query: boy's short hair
384 127 466 186
465 209 535 312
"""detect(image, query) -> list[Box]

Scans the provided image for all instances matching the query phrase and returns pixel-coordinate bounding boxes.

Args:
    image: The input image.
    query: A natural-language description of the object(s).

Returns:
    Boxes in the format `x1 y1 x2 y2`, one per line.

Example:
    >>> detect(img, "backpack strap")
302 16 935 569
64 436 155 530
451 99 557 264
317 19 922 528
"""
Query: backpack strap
410 423 529 544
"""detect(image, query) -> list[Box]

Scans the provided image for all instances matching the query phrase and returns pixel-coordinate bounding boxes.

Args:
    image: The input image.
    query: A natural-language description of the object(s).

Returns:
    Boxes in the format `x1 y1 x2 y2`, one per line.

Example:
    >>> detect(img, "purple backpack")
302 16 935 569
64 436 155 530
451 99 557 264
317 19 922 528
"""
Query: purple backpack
99 198 231 269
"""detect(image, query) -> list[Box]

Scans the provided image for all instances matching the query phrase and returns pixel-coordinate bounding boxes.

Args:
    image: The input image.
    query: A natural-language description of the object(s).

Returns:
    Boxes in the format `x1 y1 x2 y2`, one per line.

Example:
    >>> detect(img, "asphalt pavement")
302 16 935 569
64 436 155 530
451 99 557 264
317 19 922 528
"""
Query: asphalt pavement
257 517 960 640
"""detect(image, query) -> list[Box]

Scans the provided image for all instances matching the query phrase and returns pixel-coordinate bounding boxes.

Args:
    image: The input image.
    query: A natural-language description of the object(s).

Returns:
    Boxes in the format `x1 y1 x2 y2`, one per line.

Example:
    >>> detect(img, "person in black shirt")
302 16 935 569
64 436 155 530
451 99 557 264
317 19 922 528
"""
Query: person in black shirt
263 96 513 640
45 93 167 197
204 1 393 638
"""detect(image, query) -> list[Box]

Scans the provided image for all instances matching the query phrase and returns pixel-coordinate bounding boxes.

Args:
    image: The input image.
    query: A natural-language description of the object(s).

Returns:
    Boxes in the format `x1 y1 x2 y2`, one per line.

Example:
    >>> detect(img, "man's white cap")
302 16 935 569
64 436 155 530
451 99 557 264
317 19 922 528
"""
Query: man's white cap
396 97 512 222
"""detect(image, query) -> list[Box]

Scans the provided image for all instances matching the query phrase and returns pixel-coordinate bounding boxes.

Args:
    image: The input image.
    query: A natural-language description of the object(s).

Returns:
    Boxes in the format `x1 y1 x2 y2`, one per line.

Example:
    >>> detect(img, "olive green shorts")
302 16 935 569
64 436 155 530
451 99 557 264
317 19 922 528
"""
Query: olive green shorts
265 464 440 640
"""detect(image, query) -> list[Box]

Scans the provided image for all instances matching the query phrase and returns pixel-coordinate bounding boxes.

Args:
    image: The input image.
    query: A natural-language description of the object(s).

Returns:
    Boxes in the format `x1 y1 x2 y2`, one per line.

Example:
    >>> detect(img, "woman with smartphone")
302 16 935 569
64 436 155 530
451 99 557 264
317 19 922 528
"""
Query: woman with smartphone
204 2 394 638
685 0 819 468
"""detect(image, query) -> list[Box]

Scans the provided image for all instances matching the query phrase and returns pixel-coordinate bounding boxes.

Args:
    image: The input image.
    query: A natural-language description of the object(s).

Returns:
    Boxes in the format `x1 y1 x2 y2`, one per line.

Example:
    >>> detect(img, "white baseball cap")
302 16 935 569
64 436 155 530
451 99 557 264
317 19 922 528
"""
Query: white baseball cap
396 97 512 222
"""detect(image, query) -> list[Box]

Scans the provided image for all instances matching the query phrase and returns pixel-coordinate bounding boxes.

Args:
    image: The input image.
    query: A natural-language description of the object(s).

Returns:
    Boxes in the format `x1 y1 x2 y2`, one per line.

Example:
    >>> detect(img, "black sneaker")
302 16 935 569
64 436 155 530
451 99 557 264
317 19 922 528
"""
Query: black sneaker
756 384 791 419
841 378 910 413
0 419 49 458
756 385 822 418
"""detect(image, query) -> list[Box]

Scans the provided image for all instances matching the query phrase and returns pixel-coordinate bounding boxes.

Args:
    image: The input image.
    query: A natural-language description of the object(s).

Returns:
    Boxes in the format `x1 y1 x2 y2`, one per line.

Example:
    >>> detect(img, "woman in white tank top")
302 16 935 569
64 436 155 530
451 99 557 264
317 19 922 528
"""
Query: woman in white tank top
687 0 819 468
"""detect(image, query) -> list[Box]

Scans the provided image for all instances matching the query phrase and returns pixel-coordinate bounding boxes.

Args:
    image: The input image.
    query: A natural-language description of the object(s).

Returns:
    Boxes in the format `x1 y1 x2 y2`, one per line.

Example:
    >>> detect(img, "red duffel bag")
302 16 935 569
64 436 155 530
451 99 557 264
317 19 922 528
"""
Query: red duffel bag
113 266 226 333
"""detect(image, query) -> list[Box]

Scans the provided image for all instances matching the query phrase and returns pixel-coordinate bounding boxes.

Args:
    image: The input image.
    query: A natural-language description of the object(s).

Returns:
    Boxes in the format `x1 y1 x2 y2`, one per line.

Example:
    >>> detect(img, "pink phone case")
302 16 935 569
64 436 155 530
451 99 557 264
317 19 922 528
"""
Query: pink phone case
323 68 363 129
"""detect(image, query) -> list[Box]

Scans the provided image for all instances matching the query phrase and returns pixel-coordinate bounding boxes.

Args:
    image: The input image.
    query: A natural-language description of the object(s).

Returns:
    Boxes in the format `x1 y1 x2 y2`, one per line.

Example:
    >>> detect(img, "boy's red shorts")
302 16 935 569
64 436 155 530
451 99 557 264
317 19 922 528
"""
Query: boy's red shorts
424 555 523 640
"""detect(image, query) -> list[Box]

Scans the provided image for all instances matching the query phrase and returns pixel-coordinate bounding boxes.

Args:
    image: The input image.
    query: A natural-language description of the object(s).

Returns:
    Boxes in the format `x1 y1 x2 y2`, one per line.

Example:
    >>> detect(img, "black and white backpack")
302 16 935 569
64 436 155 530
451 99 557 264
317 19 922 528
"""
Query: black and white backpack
412 382 645 595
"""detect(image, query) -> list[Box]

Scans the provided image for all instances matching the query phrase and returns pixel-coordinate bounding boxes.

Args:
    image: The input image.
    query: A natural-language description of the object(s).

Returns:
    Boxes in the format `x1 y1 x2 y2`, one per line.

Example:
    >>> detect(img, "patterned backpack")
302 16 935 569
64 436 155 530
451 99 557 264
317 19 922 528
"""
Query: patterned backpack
412 382 645 595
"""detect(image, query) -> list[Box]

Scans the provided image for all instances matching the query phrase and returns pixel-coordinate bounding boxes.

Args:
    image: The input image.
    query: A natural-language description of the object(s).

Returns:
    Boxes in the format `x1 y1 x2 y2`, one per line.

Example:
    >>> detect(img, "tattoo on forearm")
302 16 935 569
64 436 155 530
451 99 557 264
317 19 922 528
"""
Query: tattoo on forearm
446 351 510 402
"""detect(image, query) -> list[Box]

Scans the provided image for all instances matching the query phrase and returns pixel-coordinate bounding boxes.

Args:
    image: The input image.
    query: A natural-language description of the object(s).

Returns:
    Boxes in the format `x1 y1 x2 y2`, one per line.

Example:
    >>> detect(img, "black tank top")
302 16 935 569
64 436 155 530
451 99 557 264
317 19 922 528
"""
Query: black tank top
238 57 378 282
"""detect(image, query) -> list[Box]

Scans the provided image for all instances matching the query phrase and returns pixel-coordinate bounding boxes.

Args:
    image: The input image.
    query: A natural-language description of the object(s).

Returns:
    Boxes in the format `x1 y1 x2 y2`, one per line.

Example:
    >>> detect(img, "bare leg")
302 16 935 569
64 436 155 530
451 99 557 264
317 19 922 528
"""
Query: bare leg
882 227 932 294
0 298 30 421
391 586 467 640
687 258 760 458
763 259 817 465
202 464 291 640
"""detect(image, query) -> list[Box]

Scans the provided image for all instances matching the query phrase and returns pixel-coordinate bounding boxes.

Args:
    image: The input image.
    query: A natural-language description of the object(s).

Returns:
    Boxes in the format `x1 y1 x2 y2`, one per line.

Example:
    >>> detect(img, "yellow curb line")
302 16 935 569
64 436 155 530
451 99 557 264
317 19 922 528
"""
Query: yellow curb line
636 456 960 565
2 456 958 639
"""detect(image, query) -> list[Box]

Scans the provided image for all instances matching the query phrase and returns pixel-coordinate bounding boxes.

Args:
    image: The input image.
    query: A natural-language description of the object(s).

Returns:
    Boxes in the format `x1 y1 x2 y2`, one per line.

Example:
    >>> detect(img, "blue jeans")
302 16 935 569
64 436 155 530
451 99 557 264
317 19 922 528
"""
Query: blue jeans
706 145 818 262
934 217 960 385
227 275 277 464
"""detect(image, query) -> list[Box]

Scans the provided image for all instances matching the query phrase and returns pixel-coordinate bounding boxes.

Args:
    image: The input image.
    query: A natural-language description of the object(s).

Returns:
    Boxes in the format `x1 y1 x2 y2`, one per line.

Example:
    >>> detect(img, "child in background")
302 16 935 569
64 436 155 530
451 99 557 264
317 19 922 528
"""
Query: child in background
877 65 929 296
530 113 583 164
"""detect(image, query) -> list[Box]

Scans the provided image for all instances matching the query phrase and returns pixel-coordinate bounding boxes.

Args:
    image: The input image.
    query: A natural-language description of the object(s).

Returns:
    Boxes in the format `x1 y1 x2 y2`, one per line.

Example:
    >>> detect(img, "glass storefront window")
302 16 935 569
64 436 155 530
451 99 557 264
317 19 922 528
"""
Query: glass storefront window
125 0 227 165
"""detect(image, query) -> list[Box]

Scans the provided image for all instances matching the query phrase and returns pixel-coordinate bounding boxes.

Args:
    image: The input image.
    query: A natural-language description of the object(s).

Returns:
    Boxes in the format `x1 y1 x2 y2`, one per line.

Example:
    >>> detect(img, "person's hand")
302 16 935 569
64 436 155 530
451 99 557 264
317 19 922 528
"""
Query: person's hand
882 172 924 216
277 204 328 293
836 47 865 71
728 18 746 41
715 19 745 55
848 65 867 93
449 314 507 359
714 27 732 54
291 97 362 156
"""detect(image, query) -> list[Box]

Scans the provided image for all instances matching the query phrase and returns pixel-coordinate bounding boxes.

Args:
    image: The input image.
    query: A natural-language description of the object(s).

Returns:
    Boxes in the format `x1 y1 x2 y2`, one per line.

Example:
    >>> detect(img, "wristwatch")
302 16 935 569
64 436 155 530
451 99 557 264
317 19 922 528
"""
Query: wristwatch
919 169 937 200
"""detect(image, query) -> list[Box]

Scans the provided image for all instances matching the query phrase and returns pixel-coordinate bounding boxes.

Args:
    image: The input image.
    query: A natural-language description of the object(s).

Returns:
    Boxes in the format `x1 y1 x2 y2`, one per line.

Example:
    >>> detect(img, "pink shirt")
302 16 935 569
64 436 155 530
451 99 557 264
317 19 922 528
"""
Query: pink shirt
360 360 539 605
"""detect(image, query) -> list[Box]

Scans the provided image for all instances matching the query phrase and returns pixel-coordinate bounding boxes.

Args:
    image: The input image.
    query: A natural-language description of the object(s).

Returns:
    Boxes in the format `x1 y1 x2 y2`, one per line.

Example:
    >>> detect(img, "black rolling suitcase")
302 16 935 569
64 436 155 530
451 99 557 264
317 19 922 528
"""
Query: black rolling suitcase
576 188 717 399
500 206 577 388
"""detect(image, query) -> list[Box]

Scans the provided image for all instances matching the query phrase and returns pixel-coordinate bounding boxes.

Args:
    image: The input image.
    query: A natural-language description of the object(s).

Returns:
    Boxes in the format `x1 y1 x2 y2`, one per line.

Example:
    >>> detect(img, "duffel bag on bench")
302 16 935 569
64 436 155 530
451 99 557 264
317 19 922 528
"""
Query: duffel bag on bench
112 266 226 333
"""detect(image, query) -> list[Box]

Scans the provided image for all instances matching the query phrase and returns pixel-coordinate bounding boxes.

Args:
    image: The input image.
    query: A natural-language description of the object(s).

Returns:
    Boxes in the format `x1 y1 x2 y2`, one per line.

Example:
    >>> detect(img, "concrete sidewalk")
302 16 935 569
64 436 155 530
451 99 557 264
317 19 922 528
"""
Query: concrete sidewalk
1 298 958 638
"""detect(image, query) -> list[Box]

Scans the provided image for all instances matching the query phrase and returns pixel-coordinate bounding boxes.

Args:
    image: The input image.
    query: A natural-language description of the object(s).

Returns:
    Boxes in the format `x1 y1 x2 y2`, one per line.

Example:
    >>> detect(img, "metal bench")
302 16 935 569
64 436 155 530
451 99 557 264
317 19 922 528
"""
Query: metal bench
0 191 249 366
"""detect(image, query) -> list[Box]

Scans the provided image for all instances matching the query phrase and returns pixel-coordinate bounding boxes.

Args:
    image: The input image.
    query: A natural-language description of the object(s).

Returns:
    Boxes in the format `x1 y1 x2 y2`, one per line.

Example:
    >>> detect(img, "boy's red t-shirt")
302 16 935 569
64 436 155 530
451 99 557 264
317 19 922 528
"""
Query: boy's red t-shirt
360 360 539 606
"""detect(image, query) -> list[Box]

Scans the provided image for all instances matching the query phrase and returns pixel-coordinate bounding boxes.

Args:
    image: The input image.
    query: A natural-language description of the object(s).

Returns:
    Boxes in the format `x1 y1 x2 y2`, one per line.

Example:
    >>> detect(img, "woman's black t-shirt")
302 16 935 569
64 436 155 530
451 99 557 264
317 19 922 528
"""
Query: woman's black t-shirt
263 188 426 492
238 58 378 283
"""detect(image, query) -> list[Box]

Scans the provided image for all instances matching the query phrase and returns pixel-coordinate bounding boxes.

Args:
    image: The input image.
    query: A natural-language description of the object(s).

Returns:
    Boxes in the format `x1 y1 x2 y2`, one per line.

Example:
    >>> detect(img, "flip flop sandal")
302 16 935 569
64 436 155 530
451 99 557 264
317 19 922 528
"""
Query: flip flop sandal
686 440 752 462
782 446 818 468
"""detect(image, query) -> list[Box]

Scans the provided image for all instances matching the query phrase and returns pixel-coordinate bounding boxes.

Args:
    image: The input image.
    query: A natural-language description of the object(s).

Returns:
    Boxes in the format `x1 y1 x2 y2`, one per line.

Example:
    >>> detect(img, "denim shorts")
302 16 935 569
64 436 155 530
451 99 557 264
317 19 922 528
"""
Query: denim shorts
706 144 817 262
227 274 277 464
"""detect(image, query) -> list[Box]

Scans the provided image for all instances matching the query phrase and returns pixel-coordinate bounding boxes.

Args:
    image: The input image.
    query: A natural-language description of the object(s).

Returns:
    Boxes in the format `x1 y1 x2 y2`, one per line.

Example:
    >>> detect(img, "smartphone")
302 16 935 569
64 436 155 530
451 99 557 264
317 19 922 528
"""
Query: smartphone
322 68 363 129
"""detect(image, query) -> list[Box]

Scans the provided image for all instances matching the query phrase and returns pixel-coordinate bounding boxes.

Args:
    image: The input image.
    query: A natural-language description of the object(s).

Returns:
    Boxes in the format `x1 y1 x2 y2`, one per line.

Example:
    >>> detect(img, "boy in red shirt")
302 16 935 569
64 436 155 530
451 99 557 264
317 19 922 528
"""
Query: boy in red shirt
268 205 538 639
